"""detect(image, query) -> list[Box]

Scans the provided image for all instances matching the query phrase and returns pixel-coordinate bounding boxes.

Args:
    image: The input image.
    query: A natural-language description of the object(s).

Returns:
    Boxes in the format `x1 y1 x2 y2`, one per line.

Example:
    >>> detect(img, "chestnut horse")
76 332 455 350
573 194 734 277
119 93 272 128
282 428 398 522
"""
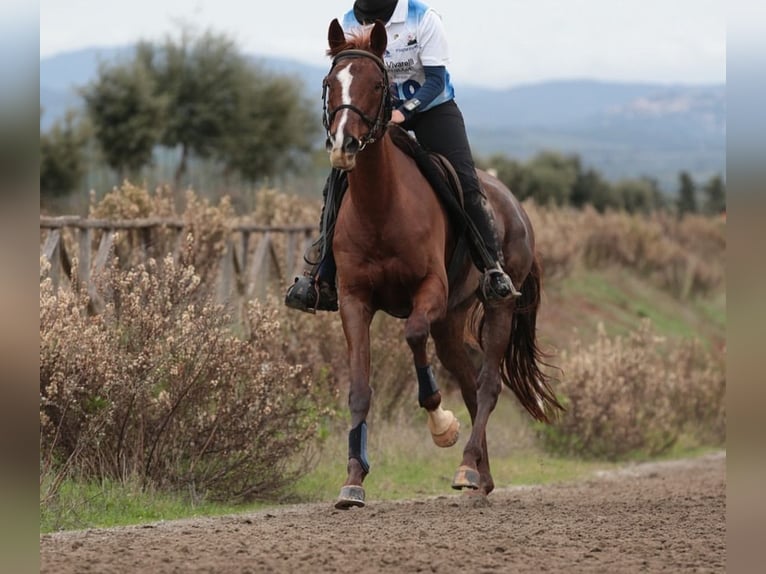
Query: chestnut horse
323 19 562 509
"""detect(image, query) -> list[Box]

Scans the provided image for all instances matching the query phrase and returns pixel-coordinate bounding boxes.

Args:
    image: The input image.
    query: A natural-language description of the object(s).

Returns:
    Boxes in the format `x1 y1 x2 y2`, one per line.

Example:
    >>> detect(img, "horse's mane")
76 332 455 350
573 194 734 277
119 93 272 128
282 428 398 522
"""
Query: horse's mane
327 29 374 57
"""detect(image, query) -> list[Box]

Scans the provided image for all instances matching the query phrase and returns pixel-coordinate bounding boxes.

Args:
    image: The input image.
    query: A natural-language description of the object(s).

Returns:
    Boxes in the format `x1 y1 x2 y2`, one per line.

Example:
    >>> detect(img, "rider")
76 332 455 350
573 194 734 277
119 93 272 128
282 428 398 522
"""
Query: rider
285 0 515 313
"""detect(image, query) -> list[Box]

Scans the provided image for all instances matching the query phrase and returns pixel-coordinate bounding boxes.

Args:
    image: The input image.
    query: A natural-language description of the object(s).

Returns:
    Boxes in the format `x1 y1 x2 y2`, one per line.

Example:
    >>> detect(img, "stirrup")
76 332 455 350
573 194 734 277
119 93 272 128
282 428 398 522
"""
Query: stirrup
284 275 339 313
285 275 319 314
481 267 521 302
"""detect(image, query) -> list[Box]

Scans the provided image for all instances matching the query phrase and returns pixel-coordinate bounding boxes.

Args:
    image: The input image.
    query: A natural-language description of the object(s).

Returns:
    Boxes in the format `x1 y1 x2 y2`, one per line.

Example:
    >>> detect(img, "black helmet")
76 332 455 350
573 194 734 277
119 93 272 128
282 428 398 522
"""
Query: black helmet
354 0 398 25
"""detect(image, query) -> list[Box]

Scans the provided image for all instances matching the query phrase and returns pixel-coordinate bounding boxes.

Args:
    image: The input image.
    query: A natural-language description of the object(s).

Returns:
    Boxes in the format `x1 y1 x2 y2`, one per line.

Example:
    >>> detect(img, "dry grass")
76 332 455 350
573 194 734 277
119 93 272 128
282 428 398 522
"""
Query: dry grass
539 320 725 459
526 203 725 298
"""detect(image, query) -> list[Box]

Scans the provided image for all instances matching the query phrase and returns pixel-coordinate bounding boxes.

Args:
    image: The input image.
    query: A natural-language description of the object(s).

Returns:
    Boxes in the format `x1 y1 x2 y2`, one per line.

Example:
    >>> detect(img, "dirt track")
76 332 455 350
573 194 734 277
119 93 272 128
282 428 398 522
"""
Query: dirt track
40 452 725 573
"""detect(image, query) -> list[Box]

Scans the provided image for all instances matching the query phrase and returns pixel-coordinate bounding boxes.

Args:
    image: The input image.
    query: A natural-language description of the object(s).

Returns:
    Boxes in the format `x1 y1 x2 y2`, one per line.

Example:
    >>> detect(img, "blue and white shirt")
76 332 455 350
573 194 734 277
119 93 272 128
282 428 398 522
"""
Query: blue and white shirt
341 0 456 111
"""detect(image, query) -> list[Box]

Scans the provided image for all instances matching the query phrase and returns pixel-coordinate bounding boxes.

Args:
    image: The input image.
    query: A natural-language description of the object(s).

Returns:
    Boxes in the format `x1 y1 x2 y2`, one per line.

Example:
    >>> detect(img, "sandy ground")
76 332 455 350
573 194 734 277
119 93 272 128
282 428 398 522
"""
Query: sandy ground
40 451 725 573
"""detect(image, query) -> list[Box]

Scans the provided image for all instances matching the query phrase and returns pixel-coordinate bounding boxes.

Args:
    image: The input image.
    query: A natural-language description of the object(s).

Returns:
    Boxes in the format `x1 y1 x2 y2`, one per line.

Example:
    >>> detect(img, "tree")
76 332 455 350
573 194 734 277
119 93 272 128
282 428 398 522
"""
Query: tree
614 178 660 215
522 151 580 206
81 61 165 179
676 171 698 217
218 70 318 183
570 167 617 211
40 111 88 199
136 28 319 188
702 174 726 215
480 154 526 196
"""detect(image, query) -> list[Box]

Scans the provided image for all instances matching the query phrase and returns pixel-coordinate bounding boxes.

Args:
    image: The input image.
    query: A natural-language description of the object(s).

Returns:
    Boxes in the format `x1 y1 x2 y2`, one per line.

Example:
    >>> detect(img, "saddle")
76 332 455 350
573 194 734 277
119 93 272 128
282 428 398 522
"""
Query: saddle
388 125 477 287
388 125 466 221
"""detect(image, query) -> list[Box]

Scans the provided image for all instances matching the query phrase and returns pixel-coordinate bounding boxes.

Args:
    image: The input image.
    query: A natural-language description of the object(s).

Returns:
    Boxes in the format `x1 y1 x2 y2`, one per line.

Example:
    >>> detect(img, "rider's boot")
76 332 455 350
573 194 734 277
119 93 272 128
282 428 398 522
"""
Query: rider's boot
284 257 338 314
284 171 344 313
464 191 521 302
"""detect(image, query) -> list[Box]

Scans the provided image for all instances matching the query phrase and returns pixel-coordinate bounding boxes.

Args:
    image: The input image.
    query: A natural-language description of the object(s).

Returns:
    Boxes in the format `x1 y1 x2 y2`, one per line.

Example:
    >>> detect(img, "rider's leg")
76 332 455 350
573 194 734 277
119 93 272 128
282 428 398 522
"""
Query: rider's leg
284 170 345 313
410 101 516 300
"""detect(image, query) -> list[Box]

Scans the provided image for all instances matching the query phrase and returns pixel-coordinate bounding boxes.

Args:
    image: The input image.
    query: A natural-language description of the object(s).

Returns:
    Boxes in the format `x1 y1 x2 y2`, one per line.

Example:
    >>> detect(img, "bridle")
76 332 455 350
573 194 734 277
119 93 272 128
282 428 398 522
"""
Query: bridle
322 49 393 150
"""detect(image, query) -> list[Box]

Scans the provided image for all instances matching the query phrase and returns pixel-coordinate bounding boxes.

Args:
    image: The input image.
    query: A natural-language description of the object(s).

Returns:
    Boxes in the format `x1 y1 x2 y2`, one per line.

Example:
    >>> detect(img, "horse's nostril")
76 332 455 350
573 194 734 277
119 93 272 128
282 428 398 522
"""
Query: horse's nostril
343 136 360 154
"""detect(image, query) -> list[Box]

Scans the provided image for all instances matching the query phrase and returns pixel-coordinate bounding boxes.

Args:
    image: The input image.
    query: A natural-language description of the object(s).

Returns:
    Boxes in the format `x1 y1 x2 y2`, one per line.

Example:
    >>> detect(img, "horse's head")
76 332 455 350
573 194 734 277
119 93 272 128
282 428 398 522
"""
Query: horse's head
323 19 391 171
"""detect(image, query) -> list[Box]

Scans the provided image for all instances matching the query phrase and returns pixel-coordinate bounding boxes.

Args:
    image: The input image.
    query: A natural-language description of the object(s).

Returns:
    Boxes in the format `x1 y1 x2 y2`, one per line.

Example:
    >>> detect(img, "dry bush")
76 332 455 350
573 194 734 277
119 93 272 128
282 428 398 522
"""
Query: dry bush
523 200 584 280
243 187 323 278
581 209 725 298
539 320 725 460
40 254 334 503
521 200 725 298
251 186 322 227
178 192 233 286
87 182 232 284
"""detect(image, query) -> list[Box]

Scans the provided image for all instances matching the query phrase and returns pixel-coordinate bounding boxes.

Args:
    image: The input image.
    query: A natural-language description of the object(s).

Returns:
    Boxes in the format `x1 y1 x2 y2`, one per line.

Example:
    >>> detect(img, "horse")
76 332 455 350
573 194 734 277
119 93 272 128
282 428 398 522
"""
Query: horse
321 18 562 509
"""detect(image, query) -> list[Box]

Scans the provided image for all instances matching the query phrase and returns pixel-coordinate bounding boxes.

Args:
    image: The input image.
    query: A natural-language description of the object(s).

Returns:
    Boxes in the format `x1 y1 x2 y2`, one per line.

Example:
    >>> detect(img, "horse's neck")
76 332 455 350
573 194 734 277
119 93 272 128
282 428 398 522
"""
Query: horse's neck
346 137 399 219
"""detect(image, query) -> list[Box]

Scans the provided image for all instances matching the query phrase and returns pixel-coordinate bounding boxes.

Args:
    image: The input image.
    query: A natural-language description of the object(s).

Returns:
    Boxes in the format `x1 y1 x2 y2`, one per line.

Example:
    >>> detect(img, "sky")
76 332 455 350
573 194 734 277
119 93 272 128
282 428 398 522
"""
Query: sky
37 0 727 89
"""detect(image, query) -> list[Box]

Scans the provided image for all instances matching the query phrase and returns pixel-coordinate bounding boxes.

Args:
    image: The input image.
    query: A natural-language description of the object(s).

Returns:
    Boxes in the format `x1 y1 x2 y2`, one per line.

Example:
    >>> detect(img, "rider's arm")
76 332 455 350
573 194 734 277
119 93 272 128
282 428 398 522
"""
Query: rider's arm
397 8 450 120
397 65 446 121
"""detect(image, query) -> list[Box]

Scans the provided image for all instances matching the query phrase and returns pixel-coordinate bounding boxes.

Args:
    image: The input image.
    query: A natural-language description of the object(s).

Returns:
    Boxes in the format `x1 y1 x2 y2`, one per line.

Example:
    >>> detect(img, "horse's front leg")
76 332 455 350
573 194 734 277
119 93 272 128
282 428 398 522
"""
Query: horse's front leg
336 296 374 509
405 275 460 448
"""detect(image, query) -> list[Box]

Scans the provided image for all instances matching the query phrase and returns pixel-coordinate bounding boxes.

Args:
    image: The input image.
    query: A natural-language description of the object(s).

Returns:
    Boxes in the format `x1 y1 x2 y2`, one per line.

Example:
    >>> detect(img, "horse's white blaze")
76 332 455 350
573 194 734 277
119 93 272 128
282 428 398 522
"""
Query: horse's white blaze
333 64 354 151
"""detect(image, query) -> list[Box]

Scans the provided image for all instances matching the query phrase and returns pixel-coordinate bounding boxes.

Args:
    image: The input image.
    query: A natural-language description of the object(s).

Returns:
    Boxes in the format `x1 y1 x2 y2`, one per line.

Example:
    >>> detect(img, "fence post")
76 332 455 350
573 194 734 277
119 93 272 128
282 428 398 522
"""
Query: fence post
42 229 61 290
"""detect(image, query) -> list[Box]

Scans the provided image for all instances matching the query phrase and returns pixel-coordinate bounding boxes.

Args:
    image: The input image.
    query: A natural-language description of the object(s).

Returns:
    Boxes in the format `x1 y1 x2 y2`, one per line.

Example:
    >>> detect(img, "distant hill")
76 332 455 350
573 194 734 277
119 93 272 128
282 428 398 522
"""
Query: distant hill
40 47 725 191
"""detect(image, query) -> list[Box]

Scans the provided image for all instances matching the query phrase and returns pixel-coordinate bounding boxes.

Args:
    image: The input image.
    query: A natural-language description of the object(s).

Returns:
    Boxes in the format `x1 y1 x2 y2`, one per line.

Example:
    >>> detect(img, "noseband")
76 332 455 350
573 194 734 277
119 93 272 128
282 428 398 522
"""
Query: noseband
322 49 393 149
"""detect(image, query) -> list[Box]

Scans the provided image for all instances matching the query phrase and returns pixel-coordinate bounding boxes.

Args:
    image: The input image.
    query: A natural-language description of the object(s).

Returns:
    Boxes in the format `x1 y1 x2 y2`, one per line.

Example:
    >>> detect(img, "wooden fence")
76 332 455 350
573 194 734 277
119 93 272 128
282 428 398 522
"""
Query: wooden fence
40 216 317 303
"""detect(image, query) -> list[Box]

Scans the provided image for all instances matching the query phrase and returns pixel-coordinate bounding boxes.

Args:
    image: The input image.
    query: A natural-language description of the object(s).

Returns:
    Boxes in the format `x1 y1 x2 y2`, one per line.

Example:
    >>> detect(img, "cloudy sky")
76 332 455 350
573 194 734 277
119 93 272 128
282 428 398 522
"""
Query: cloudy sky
39 0 726 88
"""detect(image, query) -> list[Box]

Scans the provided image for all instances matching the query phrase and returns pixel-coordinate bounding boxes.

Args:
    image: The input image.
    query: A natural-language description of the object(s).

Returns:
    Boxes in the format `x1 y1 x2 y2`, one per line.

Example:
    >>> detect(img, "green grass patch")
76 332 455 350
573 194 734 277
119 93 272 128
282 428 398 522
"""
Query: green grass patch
546 267 725 348
40 478 268 533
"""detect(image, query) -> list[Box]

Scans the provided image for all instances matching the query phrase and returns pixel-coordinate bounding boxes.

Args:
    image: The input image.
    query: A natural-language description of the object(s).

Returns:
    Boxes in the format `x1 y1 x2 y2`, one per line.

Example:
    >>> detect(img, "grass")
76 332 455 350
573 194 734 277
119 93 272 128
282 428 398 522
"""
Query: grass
540 267 726 351
40 477 262 533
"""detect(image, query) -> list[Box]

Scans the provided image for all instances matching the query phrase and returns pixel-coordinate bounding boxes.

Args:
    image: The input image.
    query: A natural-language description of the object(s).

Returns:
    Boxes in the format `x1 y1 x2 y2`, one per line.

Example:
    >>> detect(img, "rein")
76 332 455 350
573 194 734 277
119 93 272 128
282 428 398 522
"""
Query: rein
322 49 393 149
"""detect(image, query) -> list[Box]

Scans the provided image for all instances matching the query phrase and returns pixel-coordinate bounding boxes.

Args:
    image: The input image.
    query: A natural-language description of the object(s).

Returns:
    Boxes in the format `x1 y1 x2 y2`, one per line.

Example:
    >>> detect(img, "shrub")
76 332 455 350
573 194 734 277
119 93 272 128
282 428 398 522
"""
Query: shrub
40 253 334 503
87 182 233 284
523 200 584 280
581 209 725 298
538 320 725 459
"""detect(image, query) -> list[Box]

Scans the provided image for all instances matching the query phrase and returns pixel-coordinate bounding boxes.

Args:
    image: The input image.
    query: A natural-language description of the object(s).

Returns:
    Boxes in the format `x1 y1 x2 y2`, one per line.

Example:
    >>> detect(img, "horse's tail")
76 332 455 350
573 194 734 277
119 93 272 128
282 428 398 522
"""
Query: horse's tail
468 256 564 423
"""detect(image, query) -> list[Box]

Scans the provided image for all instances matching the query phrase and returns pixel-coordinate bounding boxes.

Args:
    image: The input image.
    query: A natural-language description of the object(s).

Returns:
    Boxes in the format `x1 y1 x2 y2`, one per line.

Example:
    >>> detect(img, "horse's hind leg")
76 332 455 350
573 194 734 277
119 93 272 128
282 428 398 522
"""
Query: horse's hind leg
405 276 460 448
451 303 514 494
432 308 493 496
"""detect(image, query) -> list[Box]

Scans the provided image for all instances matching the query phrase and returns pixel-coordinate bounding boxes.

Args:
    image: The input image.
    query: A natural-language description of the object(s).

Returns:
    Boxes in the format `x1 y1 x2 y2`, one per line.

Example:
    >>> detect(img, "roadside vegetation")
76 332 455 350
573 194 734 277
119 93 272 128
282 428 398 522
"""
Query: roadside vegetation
40 185 725 532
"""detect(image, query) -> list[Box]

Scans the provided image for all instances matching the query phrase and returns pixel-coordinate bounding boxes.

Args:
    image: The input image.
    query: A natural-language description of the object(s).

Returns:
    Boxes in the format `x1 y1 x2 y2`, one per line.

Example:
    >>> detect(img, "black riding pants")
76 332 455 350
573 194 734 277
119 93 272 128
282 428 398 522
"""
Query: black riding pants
403 99 500 265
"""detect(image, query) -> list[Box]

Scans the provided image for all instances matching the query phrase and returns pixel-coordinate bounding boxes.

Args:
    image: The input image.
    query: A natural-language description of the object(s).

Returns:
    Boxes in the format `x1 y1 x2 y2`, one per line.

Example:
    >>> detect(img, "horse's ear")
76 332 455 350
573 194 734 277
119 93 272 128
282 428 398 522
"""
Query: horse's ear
370 20 388 57
328 19 346 51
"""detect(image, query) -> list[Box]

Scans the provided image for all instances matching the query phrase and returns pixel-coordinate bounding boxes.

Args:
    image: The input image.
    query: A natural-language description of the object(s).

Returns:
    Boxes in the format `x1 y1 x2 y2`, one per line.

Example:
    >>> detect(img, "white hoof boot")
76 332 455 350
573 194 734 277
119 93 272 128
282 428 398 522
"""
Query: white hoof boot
427 406 460 448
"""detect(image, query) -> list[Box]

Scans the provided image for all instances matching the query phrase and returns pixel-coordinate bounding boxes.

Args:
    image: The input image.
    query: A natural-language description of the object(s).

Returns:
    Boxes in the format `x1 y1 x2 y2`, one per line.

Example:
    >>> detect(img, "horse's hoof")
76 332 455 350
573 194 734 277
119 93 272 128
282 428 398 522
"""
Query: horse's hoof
335 485 366 509
428 409 460 448
451 465 481 490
